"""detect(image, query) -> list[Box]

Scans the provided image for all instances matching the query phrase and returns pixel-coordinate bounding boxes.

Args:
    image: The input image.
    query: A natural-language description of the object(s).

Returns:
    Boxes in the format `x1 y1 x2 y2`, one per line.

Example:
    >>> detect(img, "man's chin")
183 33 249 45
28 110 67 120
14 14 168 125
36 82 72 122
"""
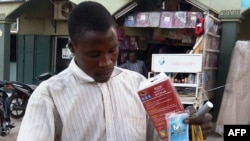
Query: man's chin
94 73 112 83
95 77 110 83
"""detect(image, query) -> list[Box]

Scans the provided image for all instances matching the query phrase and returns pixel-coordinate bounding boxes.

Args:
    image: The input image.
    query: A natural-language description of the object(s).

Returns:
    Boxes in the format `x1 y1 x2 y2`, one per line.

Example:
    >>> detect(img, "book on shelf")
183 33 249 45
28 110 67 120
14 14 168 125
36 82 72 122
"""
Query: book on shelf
148 12 161 27
136 12 149 27
160 12 174 28
124 14 137 27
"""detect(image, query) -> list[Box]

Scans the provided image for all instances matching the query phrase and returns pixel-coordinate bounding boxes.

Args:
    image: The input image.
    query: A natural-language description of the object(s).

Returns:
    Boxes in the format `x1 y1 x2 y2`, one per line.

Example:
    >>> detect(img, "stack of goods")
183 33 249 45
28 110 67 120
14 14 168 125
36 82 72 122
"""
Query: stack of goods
124 11 202 29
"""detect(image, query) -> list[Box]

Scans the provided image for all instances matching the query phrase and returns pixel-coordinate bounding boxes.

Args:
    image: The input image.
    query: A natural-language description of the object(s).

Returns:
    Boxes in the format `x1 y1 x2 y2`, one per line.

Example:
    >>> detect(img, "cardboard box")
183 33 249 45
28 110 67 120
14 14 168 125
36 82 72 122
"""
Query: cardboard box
137 73 184 141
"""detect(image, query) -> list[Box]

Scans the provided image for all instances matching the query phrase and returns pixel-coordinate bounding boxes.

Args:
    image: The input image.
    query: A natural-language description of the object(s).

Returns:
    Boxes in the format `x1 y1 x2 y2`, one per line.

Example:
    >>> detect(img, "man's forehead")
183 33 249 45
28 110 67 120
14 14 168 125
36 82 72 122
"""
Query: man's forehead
76 28 117 43
84 27 115 36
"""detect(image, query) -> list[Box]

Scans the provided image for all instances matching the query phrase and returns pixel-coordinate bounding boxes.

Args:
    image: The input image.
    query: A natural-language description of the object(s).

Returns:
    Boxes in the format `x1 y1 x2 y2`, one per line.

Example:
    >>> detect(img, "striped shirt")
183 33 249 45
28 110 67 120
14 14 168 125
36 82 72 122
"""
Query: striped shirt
17 59 159 141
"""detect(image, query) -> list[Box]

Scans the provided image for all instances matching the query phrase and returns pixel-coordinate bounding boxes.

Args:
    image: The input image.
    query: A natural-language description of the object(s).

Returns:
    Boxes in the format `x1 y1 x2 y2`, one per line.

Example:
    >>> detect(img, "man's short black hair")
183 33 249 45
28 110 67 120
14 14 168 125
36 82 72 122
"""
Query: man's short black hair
68 1 116 42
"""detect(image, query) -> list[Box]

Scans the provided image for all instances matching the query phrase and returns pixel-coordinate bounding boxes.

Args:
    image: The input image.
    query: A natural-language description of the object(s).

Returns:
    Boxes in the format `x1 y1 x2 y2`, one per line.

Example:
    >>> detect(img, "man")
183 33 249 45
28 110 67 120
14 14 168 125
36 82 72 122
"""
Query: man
119 51 148 77
0 82 15 130
17 1 212 141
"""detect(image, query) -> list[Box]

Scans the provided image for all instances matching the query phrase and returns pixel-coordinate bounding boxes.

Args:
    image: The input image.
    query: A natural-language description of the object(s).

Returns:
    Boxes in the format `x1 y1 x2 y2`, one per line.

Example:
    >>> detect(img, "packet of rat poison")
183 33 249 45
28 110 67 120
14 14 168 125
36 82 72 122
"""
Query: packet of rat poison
137 72 184 141
166 112 189 141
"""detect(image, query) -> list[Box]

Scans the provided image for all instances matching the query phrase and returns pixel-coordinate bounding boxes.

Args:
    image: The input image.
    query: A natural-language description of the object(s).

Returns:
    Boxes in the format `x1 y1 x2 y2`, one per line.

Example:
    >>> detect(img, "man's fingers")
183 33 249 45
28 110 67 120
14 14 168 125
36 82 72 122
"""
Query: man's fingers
186 113 212 124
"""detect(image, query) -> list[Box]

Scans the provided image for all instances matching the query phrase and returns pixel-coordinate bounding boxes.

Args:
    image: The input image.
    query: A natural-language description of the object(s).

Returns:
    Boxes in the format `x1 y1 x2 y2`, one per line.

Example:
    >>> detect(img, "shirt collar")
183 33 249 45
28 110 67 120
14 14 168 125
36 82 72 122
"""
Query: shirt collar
69 58 122 83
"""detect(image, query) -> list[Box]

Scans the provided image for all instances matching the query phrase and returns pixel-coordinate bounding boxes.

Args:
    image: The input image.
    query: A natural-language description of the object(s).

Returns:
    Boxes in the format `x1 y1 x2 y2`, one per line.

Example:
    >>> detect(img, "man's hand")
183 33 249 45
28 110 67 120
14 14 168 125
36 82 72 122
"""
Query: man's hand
184 106 213 139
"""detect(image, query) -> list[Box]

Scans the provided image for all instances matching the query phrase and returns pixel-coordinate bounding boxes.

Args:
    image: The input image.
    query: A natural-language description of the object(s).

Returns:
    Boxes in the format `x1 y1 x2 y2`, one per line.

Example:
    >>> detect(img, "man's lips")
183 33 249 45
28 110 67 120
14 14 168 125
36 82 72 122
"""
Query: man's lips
98 69 113 77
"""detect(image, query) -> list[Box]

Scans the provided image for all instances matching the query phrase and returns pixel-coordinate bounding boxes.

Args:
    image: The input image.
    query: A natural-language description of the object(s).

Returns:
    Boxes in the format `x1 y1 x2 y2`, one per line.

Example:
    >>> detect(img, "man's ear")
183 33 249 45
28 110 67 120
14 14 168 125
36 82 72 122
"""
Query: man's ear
68 39 75 54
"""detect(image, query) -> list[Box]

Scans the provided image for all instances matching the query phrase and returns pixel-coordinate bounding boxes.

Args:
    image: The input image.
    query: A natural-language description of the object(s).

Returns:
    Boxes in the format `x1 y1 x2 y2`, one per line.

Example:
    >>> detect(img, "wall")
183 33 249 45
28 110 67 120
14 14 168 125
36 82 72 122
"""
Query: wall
0 2 23 19
70 0 132 14
18 0 68 35
9 62 16 81
19 17 68 35
19 0 132 35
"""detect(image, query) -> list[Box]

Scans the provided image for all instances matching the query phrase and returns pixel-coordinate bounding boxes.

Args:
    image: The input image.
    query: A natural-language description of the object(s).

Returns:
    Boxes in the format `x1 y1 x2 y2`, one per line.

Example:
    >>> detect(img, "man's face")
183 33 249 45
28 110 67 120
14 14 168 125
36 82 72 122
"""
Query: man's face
69 27 119 83
128 53 136 62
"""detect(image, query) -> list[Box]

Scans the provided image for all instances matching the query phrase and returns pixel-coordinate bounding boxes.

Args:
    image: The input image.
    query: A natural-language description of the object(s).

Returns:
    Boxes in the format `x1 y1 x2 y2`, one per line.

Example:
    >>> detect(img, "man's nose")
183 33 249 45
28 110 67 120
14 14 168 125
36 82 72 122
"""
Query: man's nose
99 54 112 67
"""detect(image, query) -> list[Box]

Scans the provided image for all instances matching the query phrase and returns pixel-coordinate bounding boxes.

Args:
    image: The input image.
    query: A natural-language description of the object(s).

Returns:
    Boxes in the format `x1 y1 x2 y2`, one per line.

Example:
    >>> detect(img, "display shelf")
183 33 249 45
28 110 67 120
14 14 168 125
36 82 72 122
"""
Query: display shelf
201 12 221 101
173 83 197 87
179 97 197 105
206 49 220 53
147 12 221 108
150 53 204 107
207 32 220 38
204 67 218 70
146 40 194 47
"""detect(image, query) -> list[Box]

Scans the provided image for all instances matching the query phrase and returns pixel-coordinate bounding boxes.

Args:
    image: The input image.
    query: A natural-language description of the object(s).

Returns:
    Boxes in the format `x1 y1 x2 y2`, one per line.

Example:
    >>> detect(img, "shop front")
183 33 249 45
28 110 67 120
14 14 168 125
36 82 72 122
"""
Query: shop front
114 0 221 109
0 0 249 120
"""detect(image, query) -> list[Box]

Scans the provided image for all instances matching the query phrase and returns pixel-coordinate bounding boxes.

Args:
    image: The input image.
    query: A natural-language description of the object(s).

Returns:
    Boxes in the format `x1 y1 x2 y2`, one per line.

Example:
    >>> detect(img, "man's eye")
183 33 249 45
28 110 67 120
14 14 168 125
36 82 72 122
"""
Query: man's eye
109 47 118 53
109 49 116 53
88 52 99 57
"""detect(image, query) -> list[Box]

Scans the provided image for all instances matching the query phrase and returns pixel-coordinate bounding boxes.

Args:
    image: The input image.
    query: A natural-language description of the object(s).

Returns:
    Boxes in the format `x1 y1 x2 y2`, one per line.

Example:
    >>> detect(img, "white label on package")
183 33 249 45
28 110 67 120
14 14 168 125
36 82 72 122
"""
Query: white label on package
141 15 146 20
164 17 170 22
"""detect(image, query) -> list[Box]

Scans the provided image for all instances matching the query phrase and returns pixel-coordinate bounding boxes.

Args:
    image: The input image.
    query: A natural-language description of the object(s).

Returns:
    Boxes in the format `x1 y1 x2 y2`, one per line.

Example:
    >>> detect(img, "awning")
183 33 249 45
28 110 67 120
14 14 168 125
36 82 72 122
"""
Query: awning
6 0 32 21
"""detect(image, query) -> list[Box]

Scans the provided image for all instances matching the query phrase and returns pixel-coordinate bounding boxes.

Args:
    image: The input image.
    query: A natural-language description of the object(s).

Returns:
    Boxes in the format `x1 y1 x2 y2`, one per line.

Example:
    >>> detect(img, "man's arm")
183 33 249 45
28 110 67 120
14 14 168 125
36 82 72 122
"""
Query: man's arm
17 86 58 141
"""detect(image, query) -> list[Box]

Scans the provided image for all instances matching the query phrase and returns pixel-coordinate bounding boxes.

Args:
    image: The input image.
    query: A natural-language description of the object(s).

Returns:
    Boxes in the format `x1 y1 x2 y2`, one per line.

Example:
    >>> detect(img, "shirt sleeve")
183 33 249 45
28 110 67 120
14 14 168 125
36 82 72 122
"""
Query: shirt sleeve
17 85 60 141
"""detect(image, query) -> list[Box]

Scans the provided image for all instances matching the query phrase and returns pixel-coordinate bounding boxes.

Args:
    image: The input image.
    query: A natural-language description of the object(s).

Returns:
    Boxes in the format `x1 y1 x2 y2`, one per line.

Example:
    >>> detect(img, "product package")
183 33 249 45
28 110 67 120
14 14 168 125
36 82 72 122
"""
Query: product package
137 72 184 141
124 14 137 27
136 12 149 27
173 12 187 28
185 12 201 28
160 12 174 28
148 12 161 27
166 112 189 141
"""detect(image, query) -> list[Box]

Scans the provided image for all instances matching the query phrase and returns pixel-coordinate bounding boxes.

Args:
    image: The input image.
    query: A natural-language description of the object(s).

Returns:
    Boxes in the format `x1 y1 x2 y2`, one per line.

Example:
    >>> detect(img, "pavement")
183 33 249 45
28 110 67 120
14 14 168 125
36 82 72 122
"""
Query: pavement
206 131 223 141
0 118 22 141
0 118 223 141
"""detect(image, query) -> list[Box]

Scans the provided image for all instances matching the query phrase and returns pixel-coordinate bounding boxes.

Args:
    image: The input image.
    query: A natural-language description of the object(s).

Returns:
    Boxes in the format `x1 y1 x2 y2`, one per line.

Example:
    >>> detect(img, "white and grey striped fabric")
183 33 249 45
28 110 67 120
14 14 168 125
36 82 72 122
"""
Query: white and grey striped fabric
17 59 160 141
